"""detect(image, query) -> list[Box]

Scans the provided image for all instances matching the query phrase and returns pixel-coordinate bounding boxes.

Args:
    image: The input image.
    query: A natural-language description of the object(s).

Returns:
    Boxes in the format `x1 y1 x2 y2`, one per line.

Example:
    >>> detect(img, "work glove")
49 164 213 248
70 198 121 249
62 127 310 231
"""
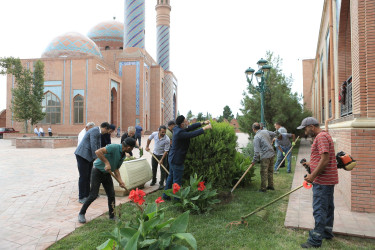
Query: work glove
283 152 286 156
292 142 296 146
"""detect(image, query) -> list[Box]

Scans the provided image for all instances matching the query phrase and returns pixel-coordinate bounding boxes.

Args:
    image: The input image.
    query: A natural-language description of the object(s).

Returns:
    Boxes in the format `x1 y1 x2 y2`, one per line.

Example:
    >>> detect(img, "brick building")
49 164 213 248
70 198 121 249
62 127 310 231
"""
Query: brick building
5 0 177 135
303 0 375 212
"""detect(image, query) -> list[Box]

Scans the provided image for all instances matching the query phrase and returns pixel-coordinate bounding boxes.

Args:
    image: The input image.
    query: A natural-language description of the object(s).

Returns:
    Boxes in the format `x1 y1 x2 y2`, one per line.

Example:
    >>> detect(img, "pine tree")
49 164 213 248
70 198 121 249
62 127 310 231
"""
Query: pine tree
222 105 234 122
186 110 193 121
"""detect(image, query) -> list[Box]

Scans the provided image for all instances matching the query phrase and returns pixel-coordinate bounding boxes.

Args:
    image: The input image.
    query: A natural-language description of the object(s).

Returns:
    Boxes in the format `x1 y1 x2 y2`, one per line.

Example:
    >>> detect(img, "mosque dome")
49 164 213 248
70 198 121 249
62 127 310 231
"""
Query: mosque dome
87 20 124 50
42 32 102 58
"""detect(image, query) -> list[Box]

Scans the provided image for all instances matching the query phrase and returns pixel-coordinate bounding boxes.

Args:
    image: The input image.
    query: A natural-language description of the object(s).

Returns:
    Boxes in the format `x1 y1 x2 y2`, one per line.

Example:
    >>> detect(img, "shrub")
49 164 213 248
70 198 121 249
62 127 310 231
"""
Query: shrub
164 174 220 214
184 121 238 188
231 151 255 187
97 191 197 250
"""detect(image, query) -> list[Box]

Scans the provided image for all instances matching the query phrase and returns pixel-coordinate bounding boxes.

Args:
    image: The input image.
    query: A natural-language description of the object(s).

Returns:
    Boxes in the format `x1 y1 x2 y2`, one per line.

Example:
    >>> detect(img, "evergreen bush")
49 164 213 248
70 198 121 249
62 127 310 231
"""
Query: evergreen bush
184 121 254 188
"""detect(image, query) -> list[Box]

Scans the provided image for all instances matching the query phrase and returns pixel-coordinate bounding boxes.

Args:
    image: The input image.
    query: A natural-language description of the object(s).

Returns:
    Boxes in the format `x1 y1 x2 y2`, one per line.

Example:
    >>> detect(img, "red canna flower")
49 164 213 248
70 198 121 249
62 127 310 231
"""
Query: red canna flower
173 183 181 194
128 188 146 205
198 181 206 191
155 197 165 204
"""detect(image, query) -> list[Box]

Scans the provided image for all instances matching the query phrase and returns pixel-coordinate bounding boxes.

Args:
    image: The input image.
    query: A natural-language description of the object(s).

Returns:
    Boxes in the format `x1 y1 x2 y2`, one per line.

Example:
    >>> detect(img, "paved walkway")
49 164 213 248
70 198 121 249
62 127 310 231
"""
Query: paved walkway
284 139 375 238
0 136 158 250
0 132 249 249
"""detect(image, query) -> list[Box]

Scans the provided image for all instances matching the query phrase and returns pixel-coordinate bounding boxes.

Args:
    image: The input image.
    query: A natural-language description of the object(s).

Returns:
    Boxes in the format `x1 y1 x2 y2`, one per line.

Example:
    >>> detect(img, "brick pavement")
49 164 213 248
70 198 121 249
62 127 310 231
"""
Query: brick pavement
284 139 375 239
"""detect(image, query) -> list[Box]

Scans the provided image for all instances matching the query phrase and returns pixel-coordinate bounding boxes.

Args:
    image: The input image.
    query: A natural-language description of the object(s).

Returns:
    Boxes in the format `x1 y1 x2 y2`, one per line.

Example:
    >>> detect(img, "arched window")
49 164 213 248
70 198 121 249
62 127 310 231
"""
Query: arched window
105 46 110 50
74 95 84 124
42 91 61 124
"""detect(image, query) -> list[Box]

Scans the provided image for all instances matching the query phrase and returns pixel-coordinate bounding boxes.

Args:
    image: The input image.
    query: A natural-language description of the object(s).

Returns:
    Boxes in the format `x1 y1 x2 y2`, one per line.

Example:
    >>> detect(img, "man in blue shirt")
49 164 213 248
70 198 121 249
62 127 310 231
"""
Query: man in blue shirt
135 123 143 146
163 115 212 199
78 138 136 223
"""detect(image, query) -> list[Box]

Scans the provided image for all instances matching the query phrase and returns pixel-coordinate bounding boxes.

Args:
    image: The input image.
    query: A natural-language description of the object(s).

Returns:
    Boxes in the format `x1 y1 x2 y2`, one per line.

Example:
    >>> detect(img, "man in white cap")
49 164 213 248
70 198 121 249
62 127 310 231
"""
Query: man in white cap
297 117 338 248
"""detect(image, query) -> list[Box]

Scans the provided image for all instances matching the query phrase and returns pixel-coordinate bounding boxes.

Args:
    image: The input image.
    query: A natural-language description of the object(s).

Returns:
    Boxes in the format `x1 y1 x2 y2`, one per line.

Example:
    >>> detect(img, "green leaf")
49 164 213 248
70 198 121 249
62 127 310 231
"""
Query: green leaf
96 239 116 250
139 239 158 248
155 218 175 230
181 186 190 198
119 228 138 240
170 245 189 250
145 203 157 216
173 233 197 250
170 211 189 233
124 231 140 250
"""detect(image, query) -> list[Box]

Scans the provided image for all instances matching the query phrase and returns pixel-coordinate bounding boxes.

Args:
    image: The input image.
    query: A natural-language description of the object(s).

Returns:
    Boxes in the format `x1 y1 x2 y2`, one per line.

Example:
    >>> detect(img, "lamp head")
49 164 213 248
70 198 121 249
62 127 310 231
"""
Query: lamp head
257 58 268 68
245 67 255 76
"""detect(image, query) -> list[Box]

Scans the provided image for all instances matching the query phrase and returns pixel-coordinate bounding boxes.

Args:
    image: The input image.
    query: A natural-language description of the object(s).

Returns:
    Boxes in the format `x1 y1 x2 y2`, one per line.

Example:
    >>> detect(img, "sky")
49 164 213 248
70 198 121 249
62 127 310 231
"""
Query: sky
0 0 324 118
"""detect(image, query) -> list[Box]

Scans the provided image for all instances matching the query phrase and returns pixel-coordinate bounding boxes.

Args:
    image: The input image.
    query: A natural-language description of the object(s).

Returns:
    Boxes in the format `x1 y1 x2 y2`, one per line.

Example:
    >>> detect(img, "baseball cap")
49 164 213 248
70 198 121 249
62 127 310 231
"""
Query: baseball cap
297 117 319 129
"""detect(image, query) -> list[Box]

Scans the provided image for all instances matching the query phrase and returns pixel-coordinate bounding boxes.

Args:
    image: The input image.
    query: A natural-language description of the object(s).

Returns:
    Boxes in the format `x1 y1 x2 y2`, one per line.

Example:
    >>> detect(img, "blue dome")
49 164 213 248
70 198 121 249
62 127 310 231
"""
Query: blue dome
42 32 102 58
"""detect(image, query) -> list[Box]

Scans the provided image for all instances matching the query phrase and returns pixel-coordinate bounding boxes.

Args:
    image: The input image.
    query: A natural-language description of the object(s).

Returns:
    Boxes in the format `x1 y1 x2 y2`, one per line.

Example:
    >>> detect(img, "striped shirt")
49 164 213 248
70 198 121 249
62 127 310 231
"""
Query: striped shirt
310 131 338 185
252 130 275 163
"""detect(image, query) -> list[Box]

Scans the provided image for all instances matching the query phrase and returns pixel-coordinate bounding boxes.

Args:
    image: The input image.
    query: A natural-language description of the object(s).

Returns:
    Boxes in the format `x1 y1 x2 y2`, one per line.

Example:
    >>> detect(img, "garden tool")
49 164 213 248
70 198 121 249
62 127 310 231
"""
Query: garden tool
146 150 170 175
275 136 300 172
109 171 130 193
220 162 255 203
226 159 312 228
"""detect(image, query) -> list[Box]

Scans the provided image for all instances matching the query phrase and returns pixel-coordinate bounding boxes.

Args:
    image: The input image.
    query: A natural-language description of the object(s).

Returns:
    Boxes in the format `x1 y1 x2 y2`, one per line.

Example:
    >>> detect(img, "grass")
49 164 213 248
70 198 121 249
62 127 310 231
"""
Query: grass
49 143 375 249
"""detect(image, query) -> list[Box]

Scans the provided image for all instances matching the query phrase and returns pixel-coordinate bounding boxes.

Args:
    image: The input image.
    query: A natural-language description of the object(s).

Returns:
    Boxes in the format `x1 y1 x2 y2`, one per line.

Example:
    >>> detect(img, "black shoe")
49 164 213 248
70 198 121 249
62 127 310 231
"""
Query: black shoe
266 186 275 190
301 242 320 248
150 182 156 186
258 189 266 193
109 216 118 222
78 197 87 204
158 185 165 190
78 214 86 223
287 171 291 173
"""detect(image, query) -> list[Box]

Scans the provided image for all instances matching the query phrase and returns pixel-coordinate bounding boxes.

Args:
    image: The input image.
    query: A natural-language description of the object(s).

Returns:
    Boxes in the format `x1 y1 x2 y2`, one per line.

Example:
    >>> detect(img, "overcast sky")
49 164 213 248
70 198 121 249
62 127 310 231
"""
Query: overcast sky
0 0 324 118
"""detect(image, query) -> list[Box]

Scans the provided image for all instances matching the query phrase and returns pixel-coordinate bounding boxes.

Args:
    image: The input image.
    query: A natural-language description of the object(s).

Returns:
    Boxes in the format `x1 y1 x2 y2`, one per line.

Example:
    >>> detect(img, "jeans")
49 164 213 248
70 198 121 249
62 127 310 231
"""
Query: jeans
151 154 168 185
79 167 116 218
162 158 184 199
307 184 335 247
135 135 141 146
274 145 292 172
76 155 93 199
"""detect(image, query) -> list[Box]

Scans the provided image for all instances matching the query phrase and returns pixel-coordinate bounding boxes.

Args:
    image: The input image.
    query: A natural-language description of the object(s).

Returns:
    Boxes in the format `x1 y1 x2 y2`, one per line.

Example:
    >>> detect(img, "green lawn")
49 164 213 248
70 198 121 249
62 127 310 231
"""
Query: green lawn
49 144 375 249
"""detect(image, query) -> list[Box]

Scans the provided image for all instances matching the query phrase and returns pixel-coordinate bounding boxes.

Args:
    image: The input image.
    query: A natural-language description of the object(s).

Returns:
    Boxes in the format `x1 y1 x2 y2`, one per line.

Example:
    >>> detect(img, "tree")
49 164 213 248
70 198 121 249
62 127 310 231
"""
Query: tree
238 51 311 135
30 60 45 126
196 112 204 121
0 57 45 132
186 110 193 121
222 105 234 122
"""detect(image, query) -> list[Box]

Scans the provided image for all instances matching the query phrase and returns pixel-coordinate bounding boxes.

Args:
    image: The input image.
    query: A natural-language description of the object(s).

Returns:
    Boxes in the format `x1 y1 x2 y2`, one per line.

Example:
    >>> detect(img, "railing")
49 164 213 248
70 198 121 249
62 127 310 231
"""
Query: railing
340 76 352 117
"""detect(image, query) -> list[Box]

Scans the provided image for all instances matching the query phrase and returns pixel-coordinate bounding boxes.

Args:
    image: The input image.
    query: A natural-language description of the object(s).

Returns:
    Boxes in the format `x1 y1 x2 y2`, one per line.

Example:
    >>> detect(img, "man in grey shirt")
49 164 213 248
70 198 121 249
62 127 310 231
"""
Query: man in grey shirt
274 132 296 173
252 122 276 192
146 125 170 190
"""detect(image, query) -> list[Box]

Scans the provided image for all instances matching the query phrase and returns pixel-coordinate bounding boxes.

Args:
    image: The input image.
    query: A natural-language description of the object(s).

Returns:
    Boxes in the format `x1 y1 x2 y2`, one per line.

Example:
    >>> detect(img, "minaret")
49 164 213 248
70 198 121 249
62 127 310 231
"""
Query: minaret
156 0 171 70
124 0 145 49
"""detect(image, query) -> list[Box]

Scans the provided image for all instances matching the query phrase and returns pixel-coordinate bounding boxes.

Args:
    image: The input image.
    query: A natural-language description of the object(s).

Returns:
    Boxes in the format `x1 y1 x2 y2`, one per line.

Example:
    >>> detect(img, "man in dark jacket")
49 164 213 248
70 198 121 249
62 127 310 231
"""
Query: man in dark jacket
163 115 211 199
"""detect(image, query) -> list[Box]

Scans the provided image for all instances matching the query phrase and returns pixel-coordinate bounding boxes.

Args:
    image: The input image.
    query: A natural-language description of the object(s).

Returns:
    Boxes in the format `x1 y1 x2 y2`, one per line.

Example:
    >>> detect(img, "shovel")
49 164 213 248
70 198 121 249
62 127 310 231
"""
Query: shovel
275 136 300 172
146 150 170 175
109 171 130 193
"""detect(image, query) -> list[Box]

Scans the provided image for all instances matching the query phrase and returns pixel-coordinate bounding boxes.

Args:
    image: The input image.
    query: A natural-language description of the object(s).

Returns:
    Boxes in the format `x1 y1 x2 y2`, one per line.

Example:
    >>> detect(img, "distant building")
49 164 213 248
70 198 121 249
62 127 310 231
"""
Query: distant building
5 0 177 134
302 0 375 213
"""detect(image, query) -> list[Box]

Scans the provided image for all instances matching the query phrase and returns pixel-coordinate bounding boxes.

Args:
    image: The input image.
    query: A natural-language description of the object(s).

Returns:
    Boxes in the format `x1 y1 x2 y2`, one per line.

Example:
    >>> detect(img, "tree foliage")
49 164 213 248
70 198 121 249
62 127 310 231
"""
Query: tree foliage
238 52 311 135
0 57 45 132
186 110 193 121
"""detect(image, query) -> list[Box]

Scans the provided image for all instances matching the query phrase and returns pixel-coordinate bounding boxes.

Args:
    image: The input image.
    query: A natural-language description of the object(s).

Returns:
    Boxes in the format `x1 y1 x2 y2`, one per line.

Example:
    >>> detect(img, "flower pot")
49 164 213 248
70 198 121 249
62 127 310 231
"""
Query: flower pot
100 158 152 196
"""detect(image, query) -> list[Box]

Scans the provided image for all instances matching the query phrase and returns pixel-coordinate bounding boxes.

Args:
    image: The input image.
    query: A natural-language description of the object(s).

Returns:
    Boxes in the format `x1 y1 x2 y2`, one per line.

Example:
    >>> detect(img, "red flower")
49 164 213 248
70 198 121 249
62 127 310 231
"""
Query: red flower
128 188 146 205
198 181 206 191
173 183 180 194
155 197 165 204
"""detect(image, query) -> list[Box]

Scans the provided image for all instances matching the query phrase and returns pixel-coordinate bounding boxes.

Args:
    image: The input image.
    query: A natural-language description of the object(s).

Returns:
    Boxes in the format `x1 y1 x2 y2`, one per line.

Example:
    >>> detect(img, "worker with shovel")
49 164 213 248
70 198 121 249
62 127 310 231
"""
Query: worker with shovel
274 132 296 173
145 125 170 190
78 138 136 224
252 122 276 192
297 117 338 248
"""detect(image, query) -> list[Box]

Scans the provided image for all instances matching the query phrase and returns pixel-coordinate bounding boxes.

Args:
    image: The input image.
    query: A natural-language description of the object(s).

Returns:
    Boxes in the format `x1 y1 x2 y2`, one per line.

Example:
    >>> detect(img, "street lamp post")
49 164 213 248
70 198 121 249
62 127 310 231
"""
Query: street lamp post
245 58 272 128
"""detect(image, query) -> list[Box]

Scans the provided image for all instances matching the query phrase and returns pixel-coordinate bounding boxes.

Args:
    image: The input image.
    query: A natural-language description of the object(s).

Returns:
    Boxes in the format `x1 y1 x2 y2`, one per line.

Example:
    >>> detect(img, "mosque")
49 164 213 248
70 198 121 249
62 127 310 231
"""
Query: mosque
4 0 177 134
